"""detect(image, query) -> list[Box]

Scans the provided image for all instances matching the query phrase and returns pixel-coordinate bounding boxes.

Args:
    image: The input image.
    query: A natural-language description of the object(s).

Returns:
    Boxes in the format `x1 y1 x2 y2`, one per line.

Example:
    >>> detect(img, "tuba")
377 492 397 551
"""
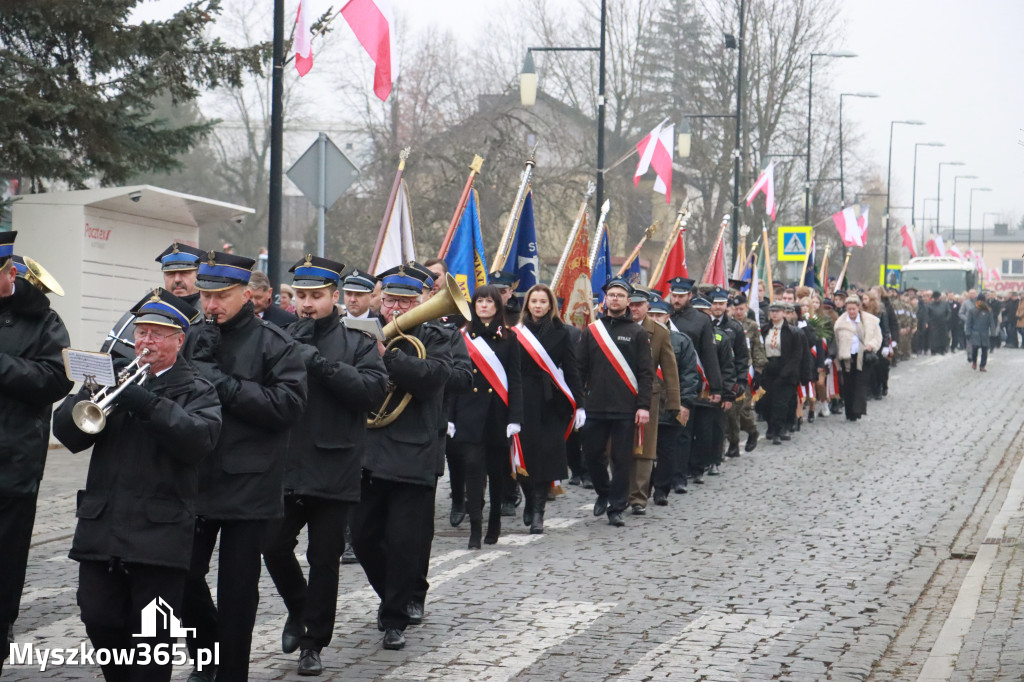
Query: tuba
71 349 152 434
22 256 65 296
368 273 471 429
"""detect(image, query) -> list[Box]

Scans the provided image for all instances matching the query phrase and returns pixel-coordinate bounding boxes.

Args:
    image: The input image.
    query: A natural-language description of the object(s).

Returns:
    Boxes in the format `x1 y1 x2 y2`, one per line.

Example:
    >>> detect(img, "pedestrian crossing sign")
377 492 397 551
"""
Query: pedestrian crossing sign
777 226 812 262
880 264 901 287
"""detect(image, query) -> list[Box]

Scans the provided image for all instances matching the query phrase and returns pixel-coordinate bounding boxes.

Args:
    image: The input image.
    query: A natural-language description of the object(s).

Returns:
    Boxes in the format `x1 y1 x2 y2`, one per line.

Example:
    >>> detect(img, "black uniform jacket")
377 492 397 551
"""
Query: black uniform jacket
660 329 700 423
578 311 653 419
450 319 524 450
183 302 307 519
53 359 222 570
0 282 73 496
438 320 473 473
284 311 388 502
697 324 736 406
261 304 298 328
715 315 750 376
363 321 452 487
760 322 802 384
671 305 723 396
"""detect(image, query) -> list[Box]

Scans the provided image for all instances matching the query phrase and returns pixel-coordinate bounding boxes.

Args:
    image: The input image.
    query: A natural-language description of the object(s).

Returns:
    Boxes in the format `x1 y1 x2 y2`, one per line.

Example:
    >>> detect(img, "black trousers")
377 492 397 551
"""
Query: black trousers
582 418 634 514
841 362 868 419
0 493 37 639
263 495 350 652
690 406 722 472
77 559 186 682
651 423 682 494
446 447 466 506
351 475 433 631
411 476 437 610
183 518 266 682
449 441 508 525
565 429 586 478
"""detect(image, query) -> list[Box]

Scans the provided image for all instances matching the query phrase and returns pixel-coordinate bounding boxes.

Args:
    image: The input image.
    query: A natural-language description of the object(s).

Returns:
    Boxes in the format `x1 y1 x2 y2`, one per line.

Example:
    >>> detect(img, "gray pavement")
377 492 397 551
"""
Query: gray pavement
5 350 1024 681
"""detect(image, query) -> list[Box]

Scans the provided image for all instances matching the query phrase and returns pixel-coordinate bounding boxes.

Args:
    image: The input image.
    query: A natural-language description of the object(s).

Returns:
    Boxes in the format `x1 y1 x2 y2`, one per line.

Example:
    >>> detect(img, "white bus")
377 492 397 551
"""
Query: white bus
900 257 976 293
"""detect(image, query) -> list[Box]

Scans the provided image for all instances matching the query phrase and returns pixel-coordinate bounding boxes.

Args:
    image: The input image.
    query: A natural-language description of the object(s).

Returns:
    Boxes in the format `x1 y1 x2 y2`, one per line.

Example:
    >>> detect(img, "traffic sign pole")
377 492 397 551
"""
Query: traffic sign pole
317 132 327 257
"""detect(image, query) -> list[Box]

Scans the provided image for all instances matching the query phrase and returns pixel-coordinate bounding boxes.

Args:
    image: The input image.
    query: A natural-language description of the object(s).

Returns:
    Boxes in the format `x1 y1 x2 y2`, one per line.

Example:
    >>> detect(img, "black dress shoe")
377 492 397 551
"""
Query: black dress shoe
500 502 516 517
377 604 385 632
568 475 582 486
382 628 406 650
807 411 815 423
607 512 625 527
282 614 304 654
468 520 482 549
725 443 740 458
631 504 645 515
581 476 594 490
593 495 608 517
780 433 791 441
523 506 534 528
298 649 322 676
692 473 704 484
745 431 759 452
406 601 424 625
772 435 781 445
707 464 720 476
484 518 500 544
654 492 668 506
672 483 687 494
449 500 466 527
187 667 216 682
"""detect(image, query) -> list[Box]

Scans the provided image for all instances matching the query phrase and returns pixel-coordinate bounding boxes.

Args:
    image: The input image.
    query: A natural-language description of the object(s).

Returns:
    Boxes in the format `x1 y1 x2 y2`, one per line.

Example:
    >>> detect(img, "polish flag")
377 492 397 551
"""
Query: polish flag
701 236 728 288
340 0 395 101
294 2 313 76
925 234 946 257
857 205 870 244
634 120 675 203
900 225 917 257
947 243 963 259
988 267 1002 282
745 163 776 220
649 228 688 296
976 254 986 273
832 206 864 247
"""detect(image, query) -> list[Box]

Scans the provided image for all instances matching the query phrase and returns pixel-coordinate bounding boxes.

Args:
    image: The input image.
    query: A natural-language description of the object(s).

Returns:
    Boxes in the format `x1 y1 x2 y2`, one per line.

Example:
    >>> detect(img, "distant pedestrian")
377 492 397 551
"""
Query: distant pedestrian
966 293 996 371
833 295 882 422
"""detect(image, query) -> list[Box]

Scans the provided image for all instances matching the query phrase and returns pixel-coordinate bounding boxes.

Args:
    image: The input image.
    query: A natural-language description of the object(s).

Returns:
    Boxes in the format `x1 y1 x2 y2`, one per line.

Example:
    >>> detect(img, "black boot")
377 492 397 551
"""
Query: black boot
530 485 547 534
468 518 482 550
484 514 501 544
522 485 534 527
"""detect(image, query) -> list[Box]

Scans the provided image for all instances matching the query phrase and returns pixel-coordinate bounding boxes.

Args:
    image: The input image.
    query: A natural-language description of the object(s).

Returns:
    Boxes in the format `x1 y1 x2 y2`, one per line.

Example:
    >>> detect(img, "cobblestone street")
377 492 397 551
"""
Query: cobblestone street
6 351 1024 681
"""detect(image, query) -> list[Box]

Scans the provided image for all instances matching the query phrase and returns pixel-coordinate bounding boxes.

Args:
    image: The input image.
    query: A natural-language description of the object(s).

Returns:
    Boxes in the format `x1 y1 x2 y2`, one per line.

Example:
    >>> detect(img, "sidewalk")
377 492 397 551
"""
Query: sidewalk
918 432 1024 681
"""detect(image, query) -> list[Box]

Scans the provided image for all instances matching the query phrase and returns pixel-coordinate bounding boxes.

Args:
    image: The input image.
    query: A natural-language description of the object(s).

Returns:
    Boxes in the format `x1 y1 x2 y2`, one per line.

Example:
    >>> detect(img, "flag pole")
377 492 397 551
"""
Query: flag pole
700 214 730 284
437 155 484 258
648 204 688 286
616 222 658 277
369 147 411 272
762 224 775 303
834 251 852 295
819 244 830 290
490 149 537 273
551 184 598 292
588 195 611 269
798 230 814 285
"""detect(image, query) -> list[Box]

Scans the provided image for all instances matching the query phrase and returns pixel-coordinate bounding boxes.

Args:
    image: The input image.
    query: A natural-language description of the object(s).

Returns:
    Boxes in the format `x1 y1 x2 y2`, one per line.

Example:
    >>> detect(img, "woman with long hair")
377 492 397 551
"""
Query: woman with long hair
966 293 996 371
447 285 522 548
513 284 585 534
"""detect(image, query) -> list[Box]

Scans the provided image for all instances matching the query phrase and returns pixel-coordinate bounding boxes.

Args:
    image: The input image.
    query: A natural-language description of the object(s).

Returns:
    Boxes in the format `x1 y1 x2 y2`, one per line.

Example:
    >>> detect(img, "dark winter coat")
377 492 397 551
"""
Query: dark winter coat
450 318 523 450
183 302 308 519
517 316 583 481
670 305 723 395
54 359 221 570
578 311 653 419
363 321 452 487
966 304 997 348
0 282 73 496
437 319 473 475
696 324 736 406
659 328 700 424
260 304 298 328
760 322 802 385
282 311 388 501
714 315 750 375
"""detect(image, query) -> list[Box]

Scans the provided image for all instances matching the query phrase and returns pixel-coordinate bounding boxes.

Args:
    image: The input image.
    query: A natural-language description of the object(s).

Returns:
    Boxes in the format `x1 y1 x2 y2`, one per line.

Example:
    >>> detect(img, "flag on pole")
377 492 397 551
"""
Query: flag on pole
832 206 865 247
900 224 918 258
947 243 963 259
802 237 816 288
340 0 395 101
623 257 642 287
749 256 761 326
857 205 870 244
988 267 1002 282
925 234 946 257
732 236 747 280
590 222 612 303
555 214 593 329
369 179 416 274
634 119 675 203
442 189 488 298
494 190 540 296
294 2 314 76
745 163 776 220
702 237 727 288
649 228 688 296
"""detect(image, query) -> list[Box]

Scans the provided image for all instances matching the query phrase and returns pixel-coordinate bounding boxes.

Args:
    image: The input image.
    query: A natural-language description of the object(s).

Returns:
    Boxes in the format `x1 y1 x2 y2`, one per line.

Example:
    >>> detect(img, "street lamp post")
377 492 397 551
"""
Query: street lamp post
950 174 978 243
968 187 991 250
936 160 965 239
838 92 878 206
911 142 943 252
884 120 925 275
805 51 857 224
520 0 607 212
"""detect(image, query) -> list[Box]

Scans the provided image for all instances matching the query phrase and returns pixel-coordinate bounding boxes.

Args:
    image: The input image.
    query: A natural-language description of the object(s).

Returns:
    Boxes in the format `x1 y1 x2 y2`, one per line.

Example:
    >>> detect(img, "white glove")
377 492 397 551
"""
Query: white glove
574 408 587 430
446 422 456 438
881 346 891 358
824 358 833 368
506 423 521 438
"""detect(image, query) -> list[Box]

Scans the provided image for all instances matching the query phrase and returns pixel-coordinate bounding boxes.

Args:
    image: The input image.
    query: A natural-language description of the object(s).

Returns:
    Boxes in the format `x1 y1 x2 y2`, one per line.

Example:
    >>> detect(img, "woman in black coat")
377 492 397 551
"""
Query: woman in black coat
448 285 523 549
514 284 584 534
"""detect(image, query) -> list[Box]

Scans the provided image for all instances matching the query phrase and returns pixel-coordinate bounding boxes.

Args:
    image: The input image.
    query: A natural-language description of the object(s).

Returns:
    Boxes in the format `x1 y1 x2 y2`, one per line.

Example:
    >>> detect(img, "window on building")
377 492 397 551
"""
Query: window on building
1002 259 1024 276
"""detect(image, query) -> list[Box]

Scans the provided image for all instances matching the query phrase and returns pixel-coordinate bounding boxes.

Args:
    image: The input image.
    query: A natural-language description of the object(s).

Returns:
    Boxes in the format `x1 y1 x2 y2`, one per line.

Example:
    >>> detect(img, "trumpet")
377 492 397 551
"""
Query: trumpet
72 349 152 434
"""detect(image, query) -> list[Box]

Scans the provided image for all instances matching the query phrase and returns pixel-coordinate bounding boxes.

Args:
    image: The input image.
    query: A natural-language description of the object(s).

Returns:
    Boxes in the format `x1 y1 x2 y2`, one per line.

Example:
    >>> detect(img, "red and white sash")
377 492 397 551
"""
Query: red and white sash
513 324 577 438
588 320 638 395
462 331 526 476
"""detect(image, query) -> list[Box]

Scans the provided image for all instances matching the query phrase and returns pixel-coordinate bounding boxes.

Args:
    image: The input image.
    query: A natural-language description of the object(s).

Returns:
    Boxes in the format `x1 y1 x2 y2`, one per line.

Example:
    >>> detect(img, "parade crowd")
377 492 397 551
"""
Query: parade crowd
0 231 1013 681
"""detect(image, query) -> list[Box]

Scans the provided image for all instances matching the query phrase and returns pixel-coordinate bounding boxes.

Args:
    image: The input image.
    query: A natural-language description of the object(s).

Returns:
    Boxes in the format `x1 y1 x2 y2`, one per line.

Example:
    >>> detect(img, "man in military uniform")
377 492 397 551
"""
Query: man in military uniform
263 257 388 676
351 262 453 652
182 252 307 682
692 297 735 477
54 290 221 682
709 287 755 457
0 232 73 670
727 292 765 454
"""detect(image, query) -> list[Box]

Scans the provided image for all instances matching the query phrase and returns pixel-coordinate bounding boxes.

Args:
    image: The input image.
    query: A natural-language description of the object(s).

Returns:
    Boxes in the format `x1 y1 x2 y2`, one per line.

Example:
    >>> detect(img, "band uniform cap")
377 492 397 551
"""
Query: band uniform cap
0 230 16 267
377 261 434 296
628 287 651 303
289 254 345 289
730 293 747 306
342 267 378 293
649 298 672 314
667 277 695 294
130 288 198 331
195 251 256 291
708 287 729 303
488 270 517 288
11 255 27 277
691 296 711 310
602 277 633 296
155 242 204 272
728 278 748 292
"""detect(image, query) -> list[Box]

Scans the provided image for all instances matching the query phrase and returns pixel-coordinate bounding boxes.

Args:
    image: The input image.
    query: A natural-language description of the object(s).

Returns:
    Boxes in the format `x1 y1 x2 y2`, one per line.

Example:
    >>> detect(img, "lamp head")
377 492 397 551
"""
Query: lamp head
519 50 537 107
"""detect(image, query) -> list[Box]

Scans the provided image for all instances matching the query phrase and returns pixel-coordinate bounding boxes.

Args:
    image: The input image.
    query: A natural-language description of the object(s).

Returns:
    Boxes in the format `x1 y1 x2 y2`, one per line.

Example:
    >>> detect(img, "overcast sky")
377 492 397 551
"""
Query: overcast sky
135 0 1024 237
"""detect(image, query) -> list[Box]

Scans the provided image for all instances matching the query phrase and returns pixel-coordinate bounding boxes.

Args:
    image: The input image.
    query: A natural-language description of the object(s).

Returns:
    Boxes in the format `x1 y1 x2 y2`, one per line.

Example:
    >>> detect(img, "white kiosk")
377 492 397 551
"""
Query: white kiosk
12 185 253 350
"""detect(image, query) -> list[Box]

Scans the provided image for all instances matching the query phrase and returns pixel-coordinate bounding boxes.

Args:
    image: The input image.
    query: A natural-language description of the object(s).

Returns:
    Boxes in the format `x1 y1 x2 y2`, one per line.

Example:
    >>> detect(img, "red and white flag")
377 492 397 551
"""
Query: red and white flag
925 234 946 257
947 243 963 259
294 2 314 76
988 267 1002 282
340 0 395 101
745 163 776 220
634 119 674 203
900 224 917 257
857 205 870 244
976 254 986 273
832 206 864 247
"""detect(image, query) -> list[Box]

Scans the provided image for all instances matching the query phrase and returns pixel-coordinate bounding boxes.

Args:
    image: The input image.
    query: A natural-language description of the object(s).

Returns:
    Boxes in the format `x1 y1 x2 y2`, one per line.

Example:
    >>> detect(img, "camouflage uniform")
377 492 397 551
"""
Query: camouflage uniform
726 317 765 450
891 297 915 359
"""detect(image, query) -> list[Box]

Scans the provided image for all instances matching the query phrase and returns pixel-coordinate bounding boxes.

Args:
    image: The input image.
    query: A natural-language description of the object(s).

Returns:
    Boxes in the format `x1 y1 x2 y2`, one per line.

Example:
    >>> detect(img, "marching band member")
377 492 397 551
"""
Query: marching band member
514 284 584 534
351 262 452 652
53 290 221 682
263 257 387 676
710 288 754 457
692 297 736 477
578 277 653 527
0 232 72 669
155 242 206 307
181 251 307 682
447 285 522 548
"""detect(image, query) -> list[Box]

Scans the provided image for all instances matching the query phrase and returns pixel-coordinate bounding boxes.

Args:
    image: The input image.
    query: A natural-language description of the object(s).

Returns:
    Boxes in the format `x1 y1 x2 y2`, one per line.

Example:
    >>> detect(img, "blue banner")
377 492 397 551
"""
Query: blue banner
591 227 612 303
495 190 539 296
444 189 488 298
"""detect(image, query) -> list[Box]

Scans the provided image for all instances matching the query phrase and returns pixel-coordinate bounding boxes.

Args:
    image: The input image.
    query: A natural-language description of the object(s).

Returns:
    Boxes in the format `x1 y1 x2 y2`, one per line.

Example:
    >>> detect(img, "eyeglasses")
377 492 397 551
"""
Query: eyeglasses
133 328 180 341
381 296 416 309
